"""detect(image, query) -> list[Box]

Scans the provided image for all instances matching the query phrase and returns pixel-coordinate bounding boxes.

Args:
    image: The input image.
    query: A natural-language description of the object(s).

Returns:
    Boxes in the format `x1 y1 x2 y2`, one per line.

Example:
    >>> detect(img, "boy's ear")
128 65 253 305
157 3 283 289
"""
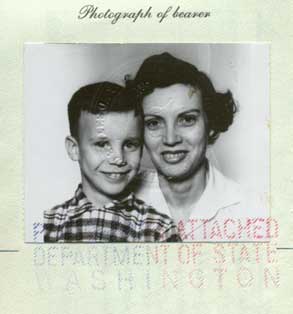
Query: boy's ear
65 136 79 161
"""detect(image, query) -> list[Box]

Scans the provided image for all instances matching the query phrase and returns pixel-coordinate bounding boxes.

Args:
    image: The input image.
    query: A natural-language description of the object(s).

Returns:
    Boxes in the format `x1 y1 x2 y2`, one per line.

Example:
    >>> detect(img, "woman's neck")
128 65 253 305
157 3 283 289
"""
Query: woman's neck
158 161 208 222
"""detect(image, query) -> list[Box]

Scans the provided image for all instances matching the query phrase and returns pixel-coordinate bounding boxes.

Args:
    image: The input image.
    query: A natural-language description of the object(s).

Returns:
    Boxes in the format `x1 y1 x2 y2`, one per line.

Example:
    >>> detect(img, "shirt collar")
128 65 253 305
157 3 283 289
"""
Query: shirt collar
188 162 242 219
138 161 242 221
67 184 136 218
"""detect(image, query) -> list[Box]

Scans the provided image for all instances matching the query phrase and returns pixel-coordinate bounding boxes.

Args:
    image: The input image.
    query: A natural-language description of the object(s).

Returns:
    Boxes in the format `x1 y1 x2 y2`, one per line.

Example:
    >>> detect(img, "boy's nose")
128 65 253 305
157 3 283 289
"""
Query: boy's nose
108 147 127 167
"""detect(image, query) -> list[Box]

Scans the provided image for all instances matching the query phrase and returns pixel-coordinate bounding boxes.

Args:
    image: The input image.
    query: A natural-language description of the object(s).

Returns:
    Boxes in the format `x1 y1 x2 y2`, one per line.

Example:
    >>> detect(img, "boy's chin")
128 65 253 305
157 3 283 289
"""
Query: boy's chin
103 188 132 200
97 181 133 199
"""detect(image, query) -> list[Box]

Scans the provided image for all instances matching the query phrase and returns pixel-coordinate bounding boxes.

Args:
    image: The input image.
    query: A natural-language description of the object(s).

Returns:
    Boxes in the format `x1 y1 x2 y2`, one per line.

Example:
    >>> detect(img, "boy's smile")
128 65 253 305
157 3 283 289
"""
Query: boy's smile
100 170 131 182
66 110 142 207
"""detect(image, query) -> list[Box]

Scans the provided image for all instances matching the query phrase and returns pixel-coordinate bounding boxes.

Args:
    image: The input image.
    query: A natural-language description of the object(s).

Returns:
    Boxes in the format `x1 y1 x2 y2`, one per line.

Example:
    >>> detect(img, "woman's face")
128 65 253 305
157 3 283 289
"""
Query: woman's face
142 83 208 181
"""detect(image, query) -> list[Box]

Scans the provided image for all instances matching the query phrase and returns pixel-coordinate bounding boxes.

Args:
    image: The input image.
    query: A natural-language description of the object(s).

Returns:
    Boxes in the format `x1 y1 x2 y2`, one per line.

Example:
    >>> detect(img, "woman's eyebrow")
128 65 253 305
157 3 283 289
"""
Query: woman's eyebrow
178 109 201 116
125 136 141 141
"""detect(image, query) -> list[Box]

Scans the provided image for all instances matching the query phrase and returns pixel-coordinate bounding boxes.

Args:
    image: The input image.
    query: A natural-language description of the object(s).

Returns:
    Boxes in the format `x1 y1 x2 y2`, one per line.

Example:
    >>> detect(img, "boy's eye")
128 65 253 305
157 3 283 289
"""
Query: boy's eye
145 118 162 130
178 115 198 126
124 140 141 151
94 141 110 149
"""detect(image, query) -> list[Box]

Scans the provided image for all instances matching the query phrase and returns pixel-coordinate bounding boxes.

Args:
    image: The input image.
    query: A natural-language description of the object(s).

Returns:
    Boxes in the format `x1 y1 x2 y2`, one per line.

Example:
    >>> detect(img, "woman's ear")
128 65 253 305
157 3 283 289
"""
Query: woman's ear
65 136 79 161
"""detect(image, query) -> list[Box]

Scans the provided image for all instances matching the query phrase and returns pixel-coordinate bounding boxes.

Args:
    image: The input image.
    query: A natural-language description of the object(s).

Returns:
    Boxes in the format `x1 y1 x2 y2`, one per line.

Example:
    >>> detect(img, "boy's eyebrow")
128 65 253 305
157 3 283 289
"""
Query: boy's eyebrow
89 136 142 142
89 135 108 141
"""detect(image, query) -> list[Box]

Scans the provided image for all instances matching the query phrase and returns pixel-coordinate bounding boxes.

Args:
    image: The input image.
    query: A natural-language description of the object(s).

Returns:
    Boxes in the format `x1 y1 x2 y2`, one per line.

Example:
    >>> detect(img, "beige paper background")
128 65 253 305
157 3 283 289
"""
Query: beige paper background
0 0 293 313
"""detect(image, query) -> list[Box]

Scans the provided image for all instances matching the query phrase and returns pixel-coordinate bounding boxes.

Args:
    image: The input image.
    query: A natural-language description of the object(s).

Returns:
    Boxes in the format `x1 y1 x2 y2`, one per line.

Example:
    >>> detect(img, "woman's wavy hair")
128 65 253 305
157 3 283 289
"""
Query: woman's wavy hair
125 52 237 144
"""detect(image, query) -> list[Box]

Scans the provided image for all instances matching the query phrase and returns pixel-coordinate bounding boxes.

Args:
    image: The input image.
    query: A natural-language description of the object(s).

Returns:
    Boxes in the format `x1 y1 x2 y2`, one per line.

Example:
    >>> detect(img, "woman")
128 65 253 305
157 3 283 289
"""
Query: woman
127 52 259 241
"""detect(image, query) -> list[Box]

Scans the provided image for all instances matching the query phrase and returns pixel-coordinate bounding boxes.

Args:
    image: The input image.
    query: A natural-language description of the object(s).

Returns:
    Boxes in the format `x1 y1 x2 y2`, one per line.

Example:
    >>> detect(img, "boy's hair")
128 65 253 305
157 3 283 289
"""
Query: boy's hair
68 81 141 139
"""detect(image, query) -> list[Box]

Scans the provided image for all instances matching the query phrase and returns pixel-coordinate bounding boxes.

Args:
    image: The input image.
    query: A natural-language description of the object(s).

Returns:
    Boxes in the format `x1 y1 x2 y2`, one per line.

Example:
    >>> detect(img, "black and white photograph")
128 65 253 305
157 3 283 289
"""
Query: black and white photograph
24 43 269 242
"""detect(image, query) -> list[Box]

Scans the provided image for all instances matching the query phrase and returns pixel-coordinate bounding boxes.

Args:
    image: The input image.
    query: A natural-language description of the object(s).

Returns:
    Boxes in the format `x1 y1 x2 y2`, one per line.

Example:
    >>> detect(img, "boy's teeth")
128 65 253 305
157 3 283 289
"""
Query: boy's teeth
108 173 122 178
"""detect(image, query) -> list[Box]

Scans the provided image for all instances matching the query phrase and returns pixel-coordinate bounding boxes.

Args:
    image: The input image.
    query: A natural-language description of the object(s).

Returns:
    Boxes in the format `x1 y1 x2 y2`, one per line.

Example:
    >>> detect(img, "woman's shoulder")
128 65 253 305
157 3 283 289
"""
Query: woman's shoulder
209 162 268 219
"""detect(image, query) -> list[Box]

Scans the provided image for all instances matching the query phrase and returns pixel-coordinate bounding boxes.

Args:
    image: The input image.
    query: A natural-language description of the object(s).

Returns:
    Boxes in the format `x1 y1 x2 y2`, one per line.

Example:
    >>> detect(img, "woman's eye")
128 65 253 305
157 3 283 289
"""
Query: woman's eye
178 115 197 126
145 119 161 130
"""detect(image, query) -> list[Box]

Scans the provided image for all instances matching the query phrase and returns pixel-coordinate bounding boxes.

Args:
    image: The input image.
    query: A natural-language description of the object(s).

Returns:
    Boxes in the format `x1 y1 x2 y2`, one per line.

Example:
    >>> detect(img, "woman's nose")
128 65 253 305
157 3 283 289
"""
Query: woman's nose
163 125 182 146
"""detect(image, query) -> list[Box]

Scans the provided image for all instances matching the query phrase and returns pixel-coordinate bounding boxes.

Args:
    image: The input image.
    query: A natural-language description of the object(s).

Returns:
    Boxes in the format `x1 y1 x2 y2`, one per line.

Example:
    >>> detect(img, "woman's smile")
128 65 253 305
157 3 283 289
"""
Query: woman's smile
161 150 188 164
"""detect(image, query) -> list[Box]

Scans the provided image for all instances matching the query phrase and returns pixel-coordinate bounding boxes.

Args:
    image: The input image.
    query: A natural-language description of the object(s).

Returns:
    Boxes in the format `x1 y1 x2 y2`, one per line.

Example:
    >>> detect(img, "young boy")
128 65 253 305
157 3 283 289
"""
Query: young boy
44 82 180 242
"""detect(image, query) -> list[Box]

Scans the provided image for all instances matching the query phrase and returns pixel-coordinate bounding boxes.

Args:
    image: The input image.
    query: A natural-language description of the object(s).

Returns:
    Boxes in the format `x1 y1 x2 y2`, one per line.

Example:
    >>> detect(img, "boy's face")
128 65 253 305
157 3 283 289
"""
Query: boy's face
68 110 142 200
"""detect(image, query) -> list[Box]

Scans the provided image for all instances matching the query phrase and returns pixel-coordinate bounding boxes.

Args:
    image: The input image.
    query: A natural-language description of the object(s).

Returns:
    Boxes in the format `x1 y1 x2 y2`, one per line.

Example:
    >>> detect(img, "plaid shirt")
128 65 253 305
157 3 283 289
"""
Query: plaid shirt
44 185 180 242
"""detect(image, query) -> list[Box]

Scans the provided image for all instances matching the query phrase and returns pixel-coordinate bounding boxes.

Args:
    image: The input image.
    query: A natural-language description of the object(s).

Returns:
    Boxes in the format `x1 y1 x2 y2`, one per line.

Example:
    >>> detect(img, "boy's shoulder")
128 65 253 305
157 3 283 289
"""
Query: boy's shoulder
131 195 175 225
44 185 86 221
44 197 74 219
129 195 180 242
